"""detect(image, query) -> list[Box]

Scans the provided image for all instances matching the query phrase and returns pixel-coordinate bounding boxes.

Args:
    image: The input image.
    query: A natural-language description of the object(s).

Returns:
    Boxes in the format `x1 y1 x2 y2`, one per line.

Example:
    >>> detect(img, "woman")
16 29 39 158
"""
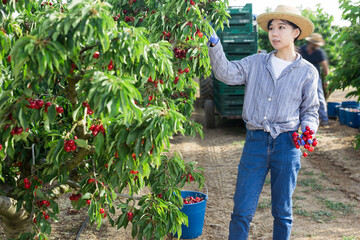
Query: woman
207 5 320 240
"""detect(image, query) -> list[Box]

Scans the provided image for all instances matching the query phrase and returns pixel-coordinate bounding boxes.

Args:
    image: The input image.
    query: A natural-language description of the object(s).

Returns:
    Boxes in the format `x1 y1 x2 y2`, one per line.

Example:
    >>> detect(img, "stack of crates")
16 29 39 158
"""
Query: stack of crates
213 3 257 117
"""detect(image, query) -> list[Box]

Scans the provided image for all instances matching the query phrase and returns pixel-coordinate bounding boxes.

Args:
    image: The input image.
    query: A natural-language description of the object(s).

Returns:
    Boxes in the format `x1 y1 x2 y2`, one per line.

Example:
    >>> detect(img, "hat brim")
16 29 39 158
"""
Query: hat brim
305 37 325 46
256 12 314 40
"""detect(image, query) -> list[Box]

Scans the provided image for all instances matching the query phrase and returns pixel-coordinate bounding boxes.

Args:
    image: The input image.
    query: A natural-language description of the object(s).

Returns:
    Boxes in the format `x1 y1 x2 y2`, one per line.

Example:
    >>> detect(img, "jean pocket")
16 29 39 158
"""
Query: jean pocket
287 131 298 148
245 130 253 142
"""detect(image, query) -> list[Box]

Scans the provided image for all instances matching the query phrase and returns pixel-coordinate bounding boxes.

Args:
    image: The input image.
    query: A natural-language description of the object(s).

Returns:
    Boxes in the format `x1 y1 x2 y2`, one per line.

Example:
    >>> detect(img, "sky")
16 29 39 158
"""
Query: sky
228 0 351 26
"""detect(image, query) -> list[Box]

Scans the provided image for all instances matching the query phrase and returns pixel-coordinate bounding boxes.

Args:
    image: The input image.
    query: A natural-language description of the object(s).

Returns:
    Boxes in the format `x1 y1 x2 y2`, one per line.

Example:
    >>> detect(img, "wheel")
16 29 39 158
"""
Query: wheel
199 75 214 107
204 99 215 129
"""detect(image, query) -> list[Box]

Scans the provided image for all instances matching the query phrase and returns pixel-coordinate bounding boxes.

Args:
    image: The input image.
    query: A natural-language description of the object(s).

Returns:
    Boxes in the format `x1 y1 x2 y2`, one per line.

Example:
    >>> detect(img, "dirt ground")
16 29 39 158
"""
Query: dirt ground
1 89 360 240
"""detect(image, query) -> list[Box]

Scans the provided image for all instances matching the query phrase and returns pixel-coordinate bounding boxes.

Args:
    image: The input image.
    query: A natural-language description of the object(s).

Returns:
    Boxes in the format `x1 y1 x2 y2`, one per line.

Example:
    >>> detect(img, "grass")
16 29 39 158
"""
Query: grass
343 236 358 240
294 207 334 223
232 140 245 146
258 199 271 209
297 178 324 191
317 197 356 215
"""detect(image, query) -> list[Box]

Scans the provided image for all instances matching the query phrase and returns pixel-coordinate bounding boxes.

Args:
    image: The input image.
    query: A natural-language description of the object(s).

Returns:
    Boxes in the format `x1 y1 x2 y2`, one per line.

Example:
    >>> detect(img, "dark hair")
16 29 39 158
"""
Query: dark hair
267 19 301 43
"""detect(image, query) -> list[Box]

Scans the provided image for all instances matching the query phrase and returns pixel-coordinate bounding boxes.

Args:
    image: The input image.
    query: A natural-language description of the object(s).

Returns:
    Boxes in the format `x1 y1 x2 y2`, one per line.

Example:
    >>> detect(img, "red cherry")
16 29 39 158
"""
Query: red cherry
86 199 91 205
82 101 90 108
308 146 314 152
132 153 136 160
100 208 105 214
93 51 100 59
87 109 93 115
44 214 50 220
6 55 11 62
184 68 190 73
305 126 310 131
64 145 71 152
70 145 77 151
33 217 37 223
56 106 64 114
0 144 2 151
45 102 52 107
303 152 308 157
190 0 195 5
67 140 75 146
87 178 94 184
36 100 44 108
115 151 119 158
197 32 203 38
127 212 133 221
23 178 29 184
24 183 31 189
15 127 23 135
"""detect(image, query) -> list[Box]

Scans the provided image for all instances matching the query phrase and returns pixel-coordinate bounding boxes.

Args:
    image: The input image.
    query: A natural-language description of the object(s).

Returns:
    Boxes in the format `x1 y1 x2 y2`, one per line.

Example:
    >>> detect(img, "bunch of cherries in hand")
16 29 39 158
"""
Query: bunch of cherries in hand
292 126 318 157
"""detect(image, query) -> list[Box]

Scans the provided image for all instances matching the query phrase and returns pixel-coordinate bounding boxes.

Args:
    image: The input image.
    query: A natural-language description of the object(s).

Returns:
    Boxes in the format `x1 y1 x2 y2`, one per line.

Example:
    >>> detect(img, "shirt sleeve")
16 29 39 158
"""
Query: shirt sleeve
300 70 320 133
207 41 249 85
319 48 328 61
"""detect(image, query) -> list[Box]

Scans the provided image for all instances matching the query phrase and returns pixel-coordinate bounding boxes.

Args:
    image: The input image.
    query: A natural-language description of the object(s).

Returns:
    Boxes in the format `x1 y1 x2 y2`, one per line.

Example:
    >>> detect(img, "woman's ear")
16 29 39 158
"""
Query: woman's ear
294 28 300 39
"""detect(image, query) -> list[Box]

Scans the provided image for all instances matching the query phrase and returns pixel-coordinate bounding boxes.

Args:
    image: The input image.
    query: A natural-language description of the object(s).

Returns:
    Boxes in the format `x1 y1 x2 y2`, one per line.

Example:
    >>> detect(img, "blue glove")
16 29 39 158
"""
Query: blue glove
203 21 220 45
209 32 220 45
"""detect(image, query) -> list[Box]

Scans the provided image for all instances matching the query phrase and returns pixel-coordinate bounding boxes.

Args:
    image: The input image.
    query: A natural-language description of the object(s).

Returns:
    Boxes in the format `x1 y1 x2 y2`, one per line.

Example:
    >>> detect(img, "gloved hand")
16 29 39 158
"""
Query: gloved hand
203 21 220 45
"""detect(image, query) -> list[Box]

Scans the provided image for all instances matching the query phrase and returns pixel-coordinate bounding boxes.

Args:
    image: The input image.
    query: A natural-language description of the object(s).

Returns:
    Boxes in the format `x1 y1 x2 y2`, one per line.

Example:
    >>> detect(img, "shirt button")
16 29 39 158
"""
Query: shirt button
264 116 267 119
268 98 272 101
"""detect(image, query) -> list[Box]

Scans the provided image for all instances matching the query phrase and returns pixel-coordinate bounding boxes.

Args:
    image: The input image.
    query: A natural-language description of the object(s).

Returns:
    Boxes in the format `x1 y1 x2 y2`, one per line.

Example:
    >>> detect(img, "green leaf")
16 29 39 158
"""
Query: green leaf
95 133 105 155
47 104 56 123
75 139 88 148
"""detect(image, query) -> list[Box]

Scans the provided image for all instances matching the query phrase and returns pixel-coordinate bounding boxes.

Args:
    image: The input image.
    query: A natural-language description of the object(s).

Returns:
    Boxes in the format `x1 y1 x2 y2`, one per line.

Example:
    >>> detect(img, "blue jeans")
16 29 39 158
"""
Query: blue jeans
229 130 301 240
318 78 329 122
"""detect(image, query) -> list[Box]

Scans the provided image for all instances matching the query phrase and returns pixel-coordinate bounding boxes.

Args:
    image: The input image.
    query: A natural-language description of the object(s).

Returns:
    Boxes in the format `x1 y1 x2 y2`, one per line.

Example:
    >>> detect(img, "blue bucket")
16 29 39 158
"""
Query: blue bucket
335 105 341 119
346 109 360 128
327 102 341 119
341 101 360 109
178 191 208 239
339 108 347 125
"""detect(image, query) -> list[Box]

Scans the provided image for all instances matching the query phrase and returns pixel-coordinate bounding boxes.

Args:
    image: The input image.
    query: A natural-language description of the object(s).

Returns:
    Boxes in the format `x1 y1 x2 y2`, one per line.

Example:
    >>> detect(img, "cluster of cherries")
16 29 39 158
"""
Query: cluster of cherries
147 76 164 88
100 208 107 218
23 178 31 189
26 99 44 109
36 200 51 208
64 139 77 152
292 126 318 157
26 98 64 114
82 101 94 115
181 173 195 182
89 124 105 136
183 196 204 205
69 193 82 202
173 47 189 60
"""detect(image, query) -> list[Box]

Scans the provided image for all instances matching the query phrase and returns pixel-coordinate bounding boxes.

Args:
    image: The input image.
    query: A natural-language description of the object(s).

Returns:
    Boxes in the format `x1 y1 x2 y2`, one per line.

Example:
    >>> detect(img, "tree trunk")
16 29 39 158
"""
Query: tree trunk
0 195 32 239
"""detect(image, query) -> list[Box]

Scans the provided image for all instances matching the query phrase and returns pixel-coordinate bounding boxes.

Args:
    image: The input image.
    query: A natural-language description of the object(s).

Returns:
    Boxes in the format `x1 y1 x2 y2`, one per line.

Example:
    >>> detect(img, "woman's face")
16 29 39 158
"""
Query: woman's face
268 19 300 51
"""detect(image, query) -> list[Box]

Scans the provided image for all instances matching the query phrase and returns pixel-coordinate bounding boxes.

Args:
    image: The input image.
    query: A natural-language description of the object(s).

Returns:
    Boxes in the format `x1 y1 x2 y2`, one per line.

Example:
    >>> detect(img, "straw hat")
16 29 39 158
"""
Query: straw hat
305 33 325 46
256 5 314 40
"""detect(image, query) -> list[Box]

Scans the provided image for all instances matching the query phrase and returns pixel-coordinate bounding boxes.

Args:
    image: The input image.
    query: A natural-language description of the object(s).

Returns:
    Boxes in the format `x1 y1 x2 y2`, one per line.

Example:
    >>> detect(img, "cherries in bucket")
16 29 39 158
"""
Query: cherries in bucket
183 196 204 205
292 126 318 157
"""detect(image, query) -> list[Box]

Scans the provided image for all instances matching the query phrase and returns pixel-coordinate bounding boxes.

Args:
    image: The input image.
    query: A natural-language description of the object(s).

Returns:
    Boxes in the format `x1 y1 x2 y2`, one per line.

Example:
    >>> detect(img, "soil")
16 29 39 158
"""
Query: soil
1 89 360 240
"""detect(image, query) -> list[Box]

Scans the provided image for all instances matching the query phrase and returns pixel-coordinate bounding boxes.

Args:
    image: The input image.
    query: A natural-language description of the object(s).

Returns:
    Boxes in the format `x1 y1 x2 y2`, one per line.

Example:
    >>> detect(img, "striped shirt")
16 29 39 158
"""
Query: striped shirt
208 42 320 138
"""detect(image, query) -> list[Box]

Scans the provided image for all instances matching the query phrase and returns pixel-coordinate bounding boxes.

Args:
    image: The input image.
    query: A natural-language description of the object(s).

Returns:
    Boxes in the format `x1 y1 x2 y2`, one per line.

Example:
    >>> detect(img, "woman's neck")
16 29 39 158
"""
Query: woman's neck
274 45 297 62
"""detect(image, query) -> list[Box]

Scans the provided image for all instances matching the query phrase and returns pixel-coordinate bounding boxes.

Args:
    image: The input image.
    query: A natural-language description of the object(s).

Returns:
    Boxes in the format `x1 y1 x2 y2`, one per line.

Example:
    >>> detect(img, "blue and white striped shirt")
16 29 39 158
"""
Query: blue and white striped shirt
208 42 320 138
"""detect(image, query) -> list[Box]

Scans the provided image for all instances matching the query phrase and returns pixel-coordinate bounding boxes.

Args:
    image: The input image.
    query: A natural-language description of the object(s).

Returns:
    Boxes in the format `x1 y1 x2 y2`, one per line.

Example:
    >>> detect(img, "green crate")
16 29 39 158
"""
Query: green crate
213 79 245 95
220 32 258 43
222 42 258 54
226 4 252 15
215 103 243 116
218 23 253 34
225 53 255 61
214 94 245 105
228 13 252 25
